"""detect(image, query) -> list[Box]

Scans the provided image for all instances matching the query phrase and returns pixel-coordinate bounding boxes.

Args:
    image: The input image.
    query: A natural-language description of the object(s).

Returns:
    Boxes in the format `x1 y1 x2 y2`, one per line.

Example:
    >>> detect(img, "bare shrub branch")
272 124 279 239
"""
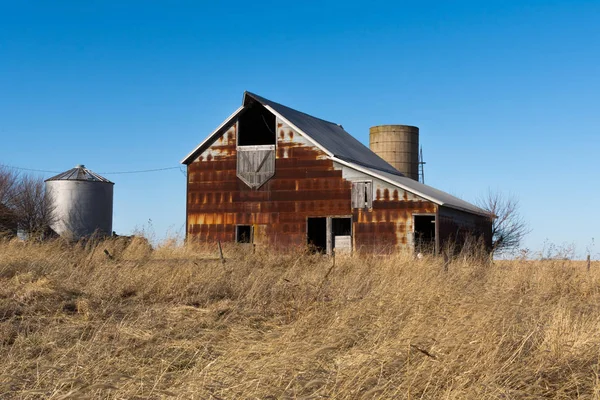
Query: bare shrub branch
477 190 530 256
8 174 56 239
0 167 20 235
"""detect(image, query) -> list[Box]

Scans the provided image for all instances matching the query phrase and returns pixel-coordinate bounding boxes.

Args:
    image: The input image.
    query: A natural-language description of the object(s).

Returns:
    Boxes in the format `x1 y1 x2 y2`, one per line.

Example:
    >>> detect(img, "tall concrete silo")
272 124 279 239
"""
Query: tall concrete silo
369 125 419 180
45 165 114 240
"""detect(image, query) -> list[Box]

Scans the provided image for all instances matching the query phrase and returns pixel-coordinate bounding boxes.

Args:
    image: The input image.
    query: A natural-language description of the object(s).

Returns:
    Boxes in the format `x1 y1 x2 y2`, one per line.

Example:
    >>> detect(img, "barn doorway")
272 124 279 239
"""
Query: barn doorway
414 215 435 253
307 217 327 253
332 217 352 253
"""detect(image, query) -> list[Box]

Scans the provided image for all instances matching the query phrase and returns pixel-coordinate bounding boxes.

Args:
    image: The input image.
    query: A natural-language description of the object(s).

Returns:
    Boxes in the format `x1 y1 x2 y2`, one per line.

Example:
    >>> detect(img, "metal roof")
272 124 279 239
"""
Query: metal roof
334 159 488 216
243 92 400 175
182 91 486 216
374 169 488 215
45 165 113 184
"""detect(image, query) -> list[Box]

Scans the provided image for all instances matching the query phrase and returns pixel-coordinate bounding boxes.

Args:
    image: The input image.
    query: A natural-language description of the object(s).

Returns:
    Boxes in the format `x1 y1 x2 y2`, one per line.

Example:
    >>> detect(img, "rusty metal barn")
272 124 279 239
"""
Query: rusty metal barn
182 92 492 254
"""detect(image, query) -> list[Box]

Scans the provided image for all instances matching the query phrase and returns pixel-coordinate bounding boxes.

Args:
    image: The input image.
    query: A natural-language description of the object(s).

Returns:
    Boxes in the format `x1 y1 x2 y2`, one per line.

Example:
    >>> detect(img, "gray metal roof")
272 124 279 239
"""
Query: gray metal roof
182 91 486 216
45 165 113 184
244 92 401 175
244 93 486 215
361 166 488 216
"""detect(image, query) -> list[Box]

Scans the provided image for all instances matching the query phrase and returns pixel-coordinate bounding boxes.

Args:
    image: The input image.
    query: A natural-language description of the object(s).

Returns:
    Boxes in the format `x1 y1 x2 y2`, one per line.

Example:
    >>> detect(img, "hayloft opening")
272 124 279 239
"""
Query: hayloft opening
236 225 252 243
238 101 276 146
414 215 435 253
307 217 327 253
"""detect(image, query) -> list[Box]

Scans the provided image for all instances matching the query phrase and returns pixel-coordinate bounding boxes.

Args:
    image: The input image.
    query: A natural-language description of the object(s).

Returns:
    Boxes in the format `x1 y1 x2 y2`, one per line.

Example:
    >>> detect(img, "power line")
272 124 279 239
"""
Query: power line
0 164 61 174
98 167 181 175
1 163 183 176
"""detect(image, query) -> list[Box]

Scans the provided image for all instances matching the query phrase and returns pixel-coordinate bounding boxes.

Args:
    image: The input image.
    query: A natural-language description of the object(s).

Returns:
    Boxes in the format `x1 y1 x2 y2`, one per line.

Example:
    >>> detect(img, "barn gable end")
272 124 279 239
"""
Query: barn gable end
184 92 492 253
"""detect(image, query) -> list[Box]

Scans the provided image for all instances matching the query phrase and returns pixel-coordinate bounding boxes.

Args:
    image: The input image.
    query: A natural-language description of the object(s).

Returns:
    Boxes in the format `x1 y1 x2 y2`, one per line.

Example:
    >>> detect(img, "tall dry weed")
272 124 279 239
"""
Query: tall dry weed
1 238 600 398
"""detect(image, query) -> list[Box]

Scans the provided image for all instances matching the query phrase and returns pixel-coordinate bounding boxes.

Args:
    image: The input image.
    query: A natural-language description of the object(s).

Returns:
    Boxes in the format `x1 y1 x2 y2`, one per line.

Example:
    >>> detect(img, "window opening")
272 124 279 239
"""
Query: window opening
414 215 435 253
238 101 276 146
236 225 253 243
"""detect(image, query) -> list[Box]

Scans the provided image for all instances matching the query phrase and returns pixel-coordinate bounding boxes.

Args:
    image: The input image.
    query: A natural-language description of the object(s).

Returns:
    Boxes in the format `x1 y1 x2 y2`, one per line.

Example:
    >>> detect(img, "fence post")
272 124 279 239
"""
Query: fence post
587 254 591 272
332 249 336 268
218 241 225 264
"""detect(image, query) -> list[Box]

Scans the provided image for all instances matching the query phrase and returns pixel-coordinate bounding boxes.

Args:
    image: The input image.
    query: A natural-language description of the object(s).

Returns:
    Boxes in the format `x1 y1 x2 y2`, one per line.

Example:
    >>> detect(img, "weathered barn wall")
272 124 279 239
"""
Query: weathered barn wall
186 116 352 249
336 163 437 253
438 206 492 252
186 107 485 254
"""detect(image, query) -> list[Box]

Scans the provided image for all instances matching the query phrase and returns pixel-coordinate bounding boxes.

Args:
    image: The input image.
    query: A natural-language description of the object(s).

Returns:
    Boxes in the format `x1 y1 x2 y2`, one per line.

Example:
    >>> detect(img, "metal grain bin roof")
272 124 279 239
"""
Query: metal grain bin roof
45 165 113 184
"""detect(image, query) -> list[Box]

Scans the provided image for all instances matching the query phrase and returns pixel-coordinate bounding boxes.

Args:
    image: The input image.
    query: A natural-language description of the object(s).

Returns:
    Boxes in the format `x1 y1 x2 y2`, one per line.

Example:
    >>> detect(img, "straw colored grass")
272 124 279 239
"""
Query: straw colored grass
1 238 600 399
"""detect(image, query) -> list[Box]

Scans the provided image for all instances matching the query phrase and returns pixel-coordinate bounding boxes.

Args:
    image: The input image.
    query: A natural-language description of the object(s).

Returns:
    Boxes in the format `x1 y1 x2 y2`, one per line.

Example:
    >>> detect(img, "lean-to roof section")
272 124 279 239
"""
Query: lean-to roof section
333 158 489 216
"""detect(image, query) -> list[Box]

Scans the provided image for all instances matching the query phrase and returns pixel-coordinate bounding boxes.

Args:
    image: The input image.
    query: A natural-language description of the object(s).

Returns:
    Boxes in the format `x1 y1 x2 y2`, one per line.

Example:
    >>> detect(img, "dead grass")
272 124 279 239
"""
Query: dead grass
2 238 600 399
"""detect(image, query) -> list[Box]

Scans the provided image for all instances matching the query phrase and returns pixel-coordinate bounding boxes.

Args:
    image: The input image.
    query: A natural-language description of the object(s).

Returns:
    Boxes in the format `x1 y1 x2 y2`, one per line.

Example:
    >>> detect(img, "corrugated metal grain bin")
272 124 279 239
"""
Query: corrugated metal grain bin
45 165 114 239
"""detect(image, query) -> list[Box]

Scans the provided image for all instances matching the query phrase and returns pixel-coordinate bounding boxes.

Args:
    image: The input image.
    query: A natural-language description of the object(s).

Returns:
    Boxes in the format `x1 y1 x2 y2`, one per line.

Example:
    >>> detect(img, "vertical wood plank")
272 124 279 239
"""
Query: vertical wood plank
236 147 275 189
326 217 332 255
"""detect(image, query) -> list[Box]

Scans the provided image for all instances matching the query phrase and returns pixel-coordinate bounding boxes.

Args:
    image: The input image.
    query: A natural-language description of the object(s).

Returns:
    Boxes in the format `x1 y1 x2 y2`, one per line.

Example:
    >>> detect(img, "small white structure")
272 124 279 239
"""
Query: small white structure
45 165 114 240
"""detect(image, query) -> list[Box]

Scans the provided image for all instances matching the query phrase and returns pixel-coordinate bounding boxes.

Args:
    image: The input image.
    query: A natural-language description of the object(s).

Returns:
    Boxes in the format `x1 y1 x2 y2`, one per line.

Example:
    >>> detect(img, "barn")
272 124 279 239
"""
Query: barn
182 92 492 254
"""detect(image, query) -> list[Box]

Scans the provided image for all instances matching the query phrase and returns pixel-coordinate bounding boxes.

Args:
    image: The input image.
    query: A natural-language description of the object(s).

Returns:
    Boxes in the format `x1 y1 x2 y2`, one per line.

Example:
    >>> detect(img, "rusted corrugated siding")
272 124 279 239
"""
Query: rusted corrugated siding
187 119 353 249
187 115 479 253
438 206 492 251
353 188 436 253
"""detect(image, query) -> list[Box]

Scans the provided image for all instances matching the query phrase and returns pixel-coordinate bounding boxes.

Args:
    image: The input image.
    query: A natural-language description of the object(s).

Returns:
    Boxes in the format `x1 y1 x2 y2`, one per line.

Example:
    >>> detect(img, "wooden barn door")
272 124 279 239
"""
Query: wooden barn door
236 145 275 189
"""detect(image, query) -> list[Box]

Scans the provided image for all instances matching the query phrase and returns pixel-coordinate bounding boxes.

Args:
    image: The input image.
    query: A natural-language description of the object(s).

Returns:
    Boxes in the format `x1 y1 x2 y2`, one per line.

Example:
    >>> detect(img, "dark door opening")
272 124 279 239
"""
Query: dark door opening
414 215 435 253
236 225 253 243
332 217 352 252
331 218 351 236
307 217 327 253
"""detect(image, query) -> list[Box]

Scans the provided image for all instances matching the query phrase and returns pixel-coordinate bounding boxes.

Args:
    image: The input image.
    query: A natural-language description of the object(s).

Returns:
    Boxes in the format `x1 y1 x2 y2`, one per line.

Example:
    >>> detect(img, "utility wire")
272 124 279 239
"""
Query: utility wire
1 163 183 176
0 164 61 174
98 167 180 175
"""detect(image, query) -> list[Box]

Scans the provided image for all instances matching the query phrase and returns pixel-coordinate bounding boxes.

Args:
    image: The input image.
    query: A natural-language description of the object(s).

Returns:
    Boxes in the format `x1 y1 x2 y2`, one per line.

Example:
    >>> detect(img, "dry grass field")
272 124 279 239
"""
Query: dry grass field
2 238 600 399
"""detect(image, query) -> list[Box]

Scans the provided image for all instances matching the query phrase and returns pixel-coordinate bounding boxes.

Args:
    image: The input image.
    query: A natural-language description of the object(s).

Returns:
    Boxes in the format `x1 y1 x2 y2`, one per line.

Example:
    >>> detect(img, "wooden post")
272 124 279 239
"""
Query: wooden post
218 241 225 264
103 249 113 260
332 249 336 268
587 254 591 272
326 217 332 256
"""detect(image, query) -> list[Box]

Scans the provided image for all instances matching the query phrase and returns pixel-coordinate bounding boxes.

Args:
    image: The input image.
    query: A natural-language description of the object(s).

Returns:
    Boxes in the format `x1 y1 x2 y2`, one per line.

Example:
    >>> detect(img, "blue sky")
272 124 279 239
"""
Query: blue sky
1 1 599 256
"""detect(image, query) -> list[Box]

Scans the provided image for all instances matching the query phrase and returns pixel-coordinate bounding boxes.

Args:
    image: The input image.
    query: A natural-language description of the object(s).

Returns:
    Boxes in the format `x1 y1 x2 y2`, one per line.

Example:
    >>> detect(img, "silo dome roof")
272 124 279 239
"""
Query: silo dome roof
45 165 113 184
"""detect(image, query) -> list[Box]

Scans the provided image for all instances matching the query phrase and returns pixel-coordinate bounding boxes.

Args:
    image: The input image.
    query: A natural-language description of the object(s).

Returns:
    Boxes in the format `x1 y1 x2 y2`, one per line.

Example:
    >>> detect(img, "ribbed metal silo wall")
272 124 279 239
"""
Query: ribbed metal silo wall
46 180 113 239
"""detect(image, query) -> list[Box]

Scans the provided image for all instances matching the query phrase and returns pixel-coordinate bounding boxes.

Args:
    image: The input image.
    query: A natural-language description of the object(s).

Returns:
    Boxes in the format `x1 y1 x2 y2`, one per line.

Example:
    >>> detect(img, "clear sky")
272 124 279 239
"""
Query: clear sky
1 1 599 256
